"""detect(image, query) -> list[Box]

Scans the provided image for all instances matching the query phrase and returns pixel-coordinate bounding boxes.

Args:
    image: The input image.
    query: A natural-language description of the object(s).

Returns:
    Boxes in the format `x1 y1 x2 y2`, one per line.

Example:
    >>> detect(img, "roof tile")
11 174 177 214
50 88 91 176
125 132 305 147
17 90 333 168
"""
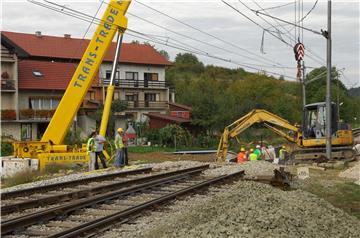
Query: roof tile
2 31 171 66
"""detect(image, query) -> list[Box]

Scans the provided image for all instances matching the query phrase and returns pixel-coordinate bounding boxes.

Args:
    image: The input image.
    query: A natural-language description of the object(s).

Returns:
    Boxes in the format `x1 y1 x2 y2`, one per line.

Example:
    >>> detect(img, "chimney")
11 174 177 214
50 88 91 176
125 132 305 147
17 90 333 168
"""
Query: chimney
64 34 71 39
35 31 42 37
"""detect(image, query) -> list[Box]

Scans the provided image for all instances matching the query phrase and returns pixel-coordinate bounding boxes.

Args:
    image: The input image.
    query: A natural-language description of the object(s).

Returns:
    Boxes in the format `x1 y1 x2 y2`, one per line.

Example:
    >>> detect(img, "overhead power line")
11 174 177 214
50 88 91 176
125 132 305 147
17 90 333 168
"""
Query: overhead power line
29 0 297 80
134 0 285 67
224 0 325 66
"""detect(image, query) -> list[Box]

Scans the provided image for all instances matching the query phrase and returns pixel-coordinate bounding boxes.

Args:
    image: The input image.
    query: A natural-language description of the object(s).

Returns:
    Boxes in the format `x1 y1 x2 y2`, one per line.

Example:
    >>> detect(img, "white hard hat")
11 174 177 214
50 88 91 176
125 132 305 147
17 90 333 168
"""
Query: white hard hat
256 145 260 148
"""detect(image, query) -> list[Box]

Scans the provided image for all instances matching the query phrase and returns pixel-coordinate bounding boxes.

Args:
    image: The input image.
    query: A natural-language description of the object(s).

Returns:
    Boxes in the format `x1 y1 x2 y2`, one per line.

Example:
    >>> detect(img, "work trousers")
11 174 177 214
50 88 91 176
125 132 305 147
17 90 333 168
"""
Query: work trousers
88 152 96 171
114 148 124 167
94 151 107 170
123 147 129 166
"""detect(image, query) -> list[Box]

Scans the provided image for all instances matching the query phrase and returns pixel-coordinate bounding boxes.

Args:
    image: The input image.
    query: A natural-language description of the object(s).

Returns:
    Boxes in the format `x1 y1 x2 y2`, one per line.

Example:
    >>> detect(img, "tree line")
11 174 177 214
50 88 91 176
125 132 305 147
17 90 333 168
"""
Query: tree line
167 53 360 134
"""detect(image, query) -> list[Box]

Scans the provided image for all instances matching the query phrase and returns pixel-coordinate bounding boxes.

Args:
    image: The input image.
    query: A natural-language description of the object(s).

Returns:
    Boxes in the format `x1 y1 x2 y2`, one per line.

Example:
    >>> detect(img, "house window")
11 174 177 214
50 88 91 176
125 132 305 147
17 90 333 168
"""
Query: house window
144 73 158 81
88 91 95 100
114 91 120 100
30 98 60 110
145 93 156 102
125 72 138 80
21 123 32 141
125 94 138 101
105 70 119 80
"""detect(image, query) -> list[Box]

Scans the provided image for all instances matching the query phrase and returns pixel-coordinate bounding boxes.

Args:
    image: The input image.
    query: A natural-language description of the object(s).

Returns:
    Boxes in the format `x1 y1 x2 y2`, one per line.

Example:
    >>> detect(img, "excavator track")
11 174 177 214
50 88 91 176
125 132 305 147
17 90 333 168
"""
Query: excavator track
289 146 355 163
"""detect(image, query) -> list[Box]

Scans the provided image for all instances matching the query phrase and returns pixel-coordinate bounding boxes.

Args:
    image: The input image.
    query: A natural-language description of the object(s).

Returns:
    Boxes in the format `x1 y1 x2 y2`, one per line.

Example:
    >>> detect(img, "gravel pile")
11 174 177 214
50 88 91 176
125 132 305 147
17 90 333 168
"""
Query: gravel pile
203 161 280 178
122 181 360 238
339 161 360 185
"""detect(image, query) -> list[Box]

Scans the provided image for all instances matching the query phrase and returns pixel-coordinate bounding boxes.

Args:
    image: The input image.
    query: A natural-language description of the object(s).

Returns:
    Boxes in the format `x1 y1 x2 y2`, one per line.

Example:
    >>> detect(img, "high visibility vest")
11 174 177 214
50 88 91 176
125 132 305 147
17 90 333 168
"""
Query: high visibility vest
115 134 124 149
249 153 258 161
86 138 95 154
237 152 247 163
254 149 262 160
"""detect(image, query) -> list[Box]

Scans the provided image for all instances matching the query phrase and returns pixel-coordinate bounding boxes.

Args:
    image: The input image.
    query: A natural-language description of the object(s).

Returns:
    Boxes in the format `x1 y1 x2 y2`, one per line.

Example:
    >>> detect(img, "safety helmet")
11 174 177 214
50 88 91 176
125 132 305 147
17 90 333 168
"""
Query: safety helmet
256 145 260 148
240 147 245 152
250 148 254 152
282 145 286 149
117 128 124 133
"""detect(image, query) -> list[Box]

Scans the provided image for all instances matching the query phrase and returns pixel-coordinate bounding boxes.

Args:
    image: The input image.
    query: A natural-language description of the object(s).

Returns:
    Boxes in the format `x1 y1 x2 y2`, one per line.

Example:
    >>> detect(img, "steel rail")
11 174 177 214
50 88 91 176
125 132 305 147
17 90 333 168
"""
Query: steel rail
1 166 209 235
1 164 209 215
1 167 152 199
50 170 245 238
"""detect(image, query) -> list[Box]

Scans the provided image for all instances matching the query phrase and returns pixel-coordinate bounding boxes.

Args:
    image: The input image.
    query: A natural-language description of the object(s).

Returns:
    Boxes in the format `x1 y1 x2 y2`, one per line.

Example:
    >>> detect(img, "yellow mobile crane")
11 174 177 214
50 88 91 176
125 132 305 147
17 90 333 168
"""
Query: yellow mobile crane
217 102 354 162
12 0 131 170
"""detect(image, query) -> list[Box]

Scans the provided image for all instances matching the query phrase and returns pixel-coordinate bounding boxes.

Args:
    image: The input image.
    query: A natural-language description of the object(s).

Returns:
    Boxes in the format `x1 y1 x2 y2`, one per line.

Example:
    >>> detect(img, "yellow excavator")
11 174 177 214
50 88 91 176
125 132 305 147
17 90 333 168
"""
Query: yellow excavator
217 102 354 162
12 0 131 170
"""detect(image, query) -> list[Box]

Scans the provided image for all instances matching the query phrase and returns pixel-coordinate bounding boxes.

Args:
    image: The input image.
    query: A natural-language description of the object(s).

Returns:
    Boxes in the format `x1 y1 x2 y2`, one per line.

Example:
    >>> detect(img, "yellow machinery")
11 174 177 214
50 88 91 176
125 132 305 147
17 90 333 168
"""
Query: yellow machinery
217 102 354 162
13 0 131 170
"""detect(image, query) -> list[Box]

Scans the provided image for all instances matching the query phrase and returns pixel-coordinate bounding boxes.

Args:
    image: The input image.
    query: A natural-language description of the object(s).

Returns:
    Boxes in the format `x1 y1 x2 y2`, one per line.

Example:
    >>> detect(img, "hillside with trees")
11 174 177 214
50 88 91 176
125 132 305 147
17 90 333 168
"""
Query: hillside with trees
167 53 360 132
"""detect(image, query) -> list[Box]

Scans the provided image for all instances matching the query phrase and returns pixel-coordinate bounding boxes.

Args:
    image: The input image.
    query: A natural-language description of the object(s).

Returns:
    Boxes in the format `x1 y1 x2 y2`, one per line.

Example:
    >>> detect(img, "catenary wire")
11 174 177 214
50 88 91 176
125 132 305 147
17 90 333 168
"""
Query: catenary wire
28 0 298 79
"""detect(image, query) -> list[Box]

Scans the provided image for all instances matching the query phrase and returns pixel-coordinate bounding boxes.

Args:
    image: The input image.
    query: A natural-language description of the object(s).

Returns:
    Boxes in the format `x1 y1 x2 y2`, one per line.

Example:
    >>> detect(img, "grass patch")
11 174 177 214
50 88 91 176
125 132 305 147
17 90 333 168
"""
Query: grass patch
299 169 360 220
128 146 175 153
1 163 84 188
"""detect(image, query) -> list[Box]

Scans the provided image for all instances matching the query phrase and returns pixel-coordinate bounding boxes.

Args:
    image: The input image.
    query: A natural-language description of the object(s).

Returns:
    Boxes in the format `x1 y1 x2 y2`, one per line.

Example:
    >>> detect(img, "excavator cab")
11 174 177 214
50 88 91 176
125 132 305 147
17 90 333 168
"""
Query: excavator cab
302 102 338 139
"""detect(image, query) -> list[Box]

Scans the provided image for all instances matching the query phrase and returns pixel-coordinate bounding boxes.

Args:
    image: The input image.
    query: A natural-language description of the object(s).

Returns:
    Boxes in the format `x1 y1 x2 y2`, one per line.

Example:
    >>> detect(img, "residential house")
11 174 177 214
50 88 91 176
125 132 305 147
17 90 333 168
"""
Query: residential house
1 31 172 141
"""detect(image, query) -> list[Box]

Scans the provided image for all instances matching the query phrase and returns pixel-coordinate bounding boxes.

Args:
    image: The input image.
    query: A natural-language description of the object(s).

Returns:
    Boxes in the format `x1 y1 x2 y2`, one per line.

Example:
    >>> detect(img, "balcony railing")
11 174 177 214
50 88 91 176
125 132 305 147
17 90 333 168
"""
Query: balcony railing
19 109 55 120
1 110 16 120
126 100 168 109
1 79 15 91
100 78 166 88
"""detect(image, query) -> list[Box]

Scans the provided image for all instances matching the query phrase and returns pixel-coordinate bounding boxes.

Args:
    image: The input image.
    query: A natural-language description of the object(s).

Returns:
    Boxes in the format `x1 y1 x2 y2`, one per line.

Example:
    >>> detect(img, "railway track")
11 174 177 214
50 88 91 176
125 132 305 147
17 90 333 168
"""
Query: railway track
2 165 244 237
2 167 152 199
1 165 208 216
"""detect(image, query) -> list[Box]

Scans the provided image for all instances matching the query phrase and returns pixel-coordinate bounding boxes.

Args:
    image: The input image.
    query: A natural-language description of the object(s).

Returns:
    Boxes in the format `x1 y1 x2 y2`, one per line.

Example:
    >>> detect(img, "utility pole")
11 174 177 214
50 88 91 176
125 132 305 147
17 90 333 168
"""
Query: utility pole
325 0 332 160
302 61 306 107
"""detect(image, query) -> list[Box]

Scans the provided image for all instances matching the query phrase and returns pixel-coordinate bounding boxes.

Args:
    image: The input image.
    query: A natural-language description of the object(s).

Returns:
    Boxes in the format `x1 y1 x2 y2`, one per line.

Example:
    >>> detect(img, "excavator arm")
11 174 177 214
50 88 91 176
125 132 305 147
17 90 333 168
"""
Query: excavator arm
217 109 301 160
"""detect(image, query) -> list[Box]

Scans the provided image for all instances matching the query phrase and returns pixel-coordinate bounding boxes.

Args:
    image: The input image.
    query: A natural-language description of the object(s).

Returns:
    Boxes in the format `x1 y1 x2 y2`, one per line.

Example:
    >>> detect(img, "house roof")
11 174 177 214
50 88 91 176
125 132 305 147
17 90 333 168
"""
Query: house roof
18 59 100 90
1 31 171 66
168 102 192 111
146 113 190 124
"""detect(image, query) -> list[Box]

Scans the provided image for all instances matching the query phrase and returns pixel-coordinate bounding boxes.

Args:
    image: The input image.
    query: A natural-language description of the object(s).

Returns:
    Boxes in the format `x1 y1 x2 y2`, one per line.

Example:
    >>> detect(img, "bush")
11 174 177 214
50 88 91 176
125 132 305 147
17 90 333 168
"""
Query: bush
1 142 13 156
64 129 84 146
159 124 191 147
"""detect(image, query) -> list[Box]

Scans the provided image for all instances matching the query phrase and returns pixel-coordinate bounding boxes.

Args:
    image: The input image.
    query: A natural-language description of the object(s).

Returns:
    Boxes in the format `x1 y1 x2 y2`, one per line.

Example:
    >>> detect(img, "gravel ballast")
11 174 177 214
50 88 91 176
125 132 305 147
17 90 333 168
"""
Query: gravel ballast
112 181 360 238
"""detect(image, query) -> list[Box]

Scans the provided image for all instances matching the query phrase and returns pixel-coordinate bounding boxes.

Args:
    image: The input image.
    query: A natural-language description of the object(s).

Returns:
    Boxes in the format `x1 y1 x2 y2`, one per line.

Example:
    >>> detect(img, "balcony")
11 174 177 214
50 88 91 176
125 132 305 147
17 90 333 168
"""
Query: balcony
1 110 16 120
19 109 55 120
100 79 166 89
1 79 16 91
126 100 168 109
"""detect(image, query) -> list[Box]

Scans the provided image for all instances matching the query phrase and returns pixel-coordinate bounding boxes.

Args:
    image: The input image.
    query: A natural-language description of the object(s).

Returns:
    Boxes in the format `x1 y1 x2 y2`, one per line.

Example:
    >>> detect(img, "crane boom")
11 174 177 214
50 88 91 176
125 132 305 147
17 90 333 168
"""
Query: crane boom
41 0 130 144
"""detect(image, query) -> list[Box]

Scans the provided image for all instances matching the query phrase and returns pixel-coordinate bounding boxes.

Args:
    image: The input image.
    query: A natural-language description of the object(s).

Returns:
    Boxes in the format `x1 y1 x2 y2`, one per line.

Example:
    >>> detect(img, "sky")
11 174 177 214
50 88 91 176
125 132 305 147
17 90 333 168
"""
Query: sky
2 0 359 88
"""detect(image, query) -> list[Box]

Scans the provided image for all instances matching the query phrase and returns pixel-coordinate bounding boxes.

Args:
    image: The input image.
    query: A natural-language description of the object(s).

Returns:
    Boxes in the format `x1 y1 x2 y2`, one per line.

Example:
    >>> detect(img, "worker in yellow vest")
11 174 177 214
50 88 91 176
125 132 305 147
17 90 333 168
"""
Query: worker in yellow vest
114 128 125 167
86 131 96 171
249 148 258 161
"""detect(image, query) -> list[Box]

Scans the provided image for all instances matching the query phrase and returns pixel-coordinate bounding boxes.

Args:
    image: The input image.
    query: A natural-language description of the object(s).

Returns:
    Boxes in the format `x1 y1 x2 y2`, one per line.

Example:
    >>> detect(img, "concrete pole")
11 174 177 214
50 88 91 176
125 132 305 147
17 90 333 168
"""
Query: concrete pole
302 61 306 107
326 0 332 160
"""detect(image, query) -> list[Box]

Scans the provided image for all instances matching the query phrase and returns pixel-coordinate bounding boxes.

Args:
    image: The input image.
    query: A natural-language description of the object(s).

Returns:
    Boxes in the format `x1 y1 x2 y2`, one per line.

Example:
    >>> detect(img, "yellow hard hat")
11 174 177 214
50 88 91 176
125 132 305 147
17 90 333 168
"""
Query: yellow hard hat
240 147 245 151
117 128 124 133
250 148 254 152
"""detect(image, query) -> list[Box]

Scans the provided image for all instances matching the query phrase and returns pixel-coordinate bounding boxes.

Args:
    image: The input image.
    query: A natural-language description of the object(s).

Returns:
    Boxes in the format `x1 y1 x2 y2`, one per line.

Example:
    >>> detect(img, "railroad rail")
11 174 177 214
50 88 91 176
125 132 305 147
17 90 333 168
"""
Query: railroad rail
2 167 152 199
1 165 209 215
2 166 244 237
